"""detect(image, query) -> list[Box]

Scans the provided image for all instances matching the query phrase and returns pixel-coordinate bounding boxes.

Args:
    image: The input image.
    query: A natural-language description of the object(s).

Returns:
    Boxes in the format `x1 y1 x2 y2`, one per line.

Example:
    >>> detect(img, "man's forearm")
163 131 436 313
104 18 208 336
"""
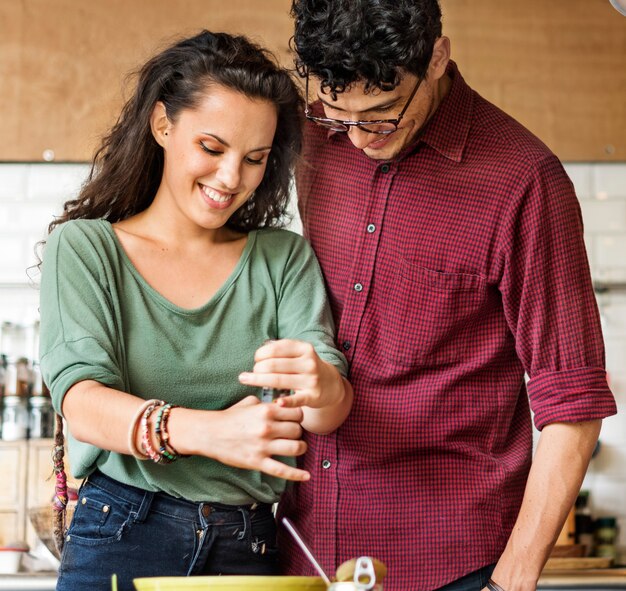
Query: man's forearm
489 419 602 591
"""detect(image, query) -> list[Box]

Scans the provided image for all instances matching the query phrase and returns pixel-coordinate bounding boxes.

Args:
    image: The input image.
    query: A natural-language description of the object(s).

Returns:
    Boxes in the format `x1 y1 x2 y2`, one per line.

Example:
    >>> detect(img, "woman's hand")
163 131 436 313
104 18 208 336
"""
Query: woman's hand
238 339 353 434
168 395 310 481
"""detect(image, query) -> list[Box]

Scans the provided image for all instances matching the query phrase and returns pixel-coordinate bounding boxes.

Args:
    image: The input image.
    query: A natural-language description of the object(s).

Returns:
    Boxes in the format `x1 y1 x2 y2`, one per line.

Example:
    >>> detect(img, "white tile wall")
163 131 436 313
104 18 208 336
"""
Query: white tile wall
0 163 89 324
1 161 625 558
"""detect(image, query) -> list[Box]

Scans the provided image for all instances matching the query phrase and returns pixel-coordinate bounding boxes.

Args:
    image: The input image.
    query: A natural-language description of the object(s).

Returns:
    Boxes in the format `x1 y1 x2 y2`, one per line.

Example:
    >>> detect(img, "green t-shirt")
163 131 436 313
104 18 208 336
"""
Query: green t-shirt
39 219 347 505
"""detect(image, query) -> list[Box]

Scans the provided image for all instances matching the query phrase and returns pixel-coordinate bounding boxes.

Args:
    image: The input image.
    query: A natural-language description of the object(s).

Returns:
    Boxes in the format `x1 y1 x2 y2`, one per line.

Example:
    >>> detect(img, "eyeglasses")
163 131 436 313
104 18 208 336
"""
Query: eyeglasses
304 73 422 135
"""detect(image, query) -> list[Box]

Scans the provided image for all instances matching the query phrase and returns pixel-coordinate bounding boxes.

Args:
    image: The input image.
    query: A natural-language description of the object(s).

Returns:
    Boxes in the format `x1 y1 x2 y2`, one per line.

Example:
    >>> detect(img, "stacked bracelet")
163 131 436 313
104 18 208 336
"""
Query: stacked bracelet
128 398 161 460
129 398 187 464
140 400 166 463
154 403 183 463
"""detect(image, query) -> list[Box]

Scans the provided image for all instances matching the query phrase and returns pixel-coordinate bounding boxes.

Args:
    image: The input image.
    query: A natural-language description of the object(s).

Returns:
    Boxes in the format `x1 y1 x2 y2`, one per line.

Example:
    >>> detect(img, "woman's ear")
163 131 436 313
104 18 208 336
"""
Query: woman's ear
150 101 171 147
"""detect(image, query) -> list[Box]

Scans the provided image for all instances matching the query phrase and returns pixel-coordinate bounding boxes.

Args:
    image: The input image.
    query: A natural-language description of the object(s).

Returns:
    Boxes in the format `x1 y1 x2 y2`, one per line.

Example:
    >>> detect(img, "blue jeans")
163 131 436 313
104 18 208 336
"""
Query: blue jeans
435 564 497 591
57 470 278 591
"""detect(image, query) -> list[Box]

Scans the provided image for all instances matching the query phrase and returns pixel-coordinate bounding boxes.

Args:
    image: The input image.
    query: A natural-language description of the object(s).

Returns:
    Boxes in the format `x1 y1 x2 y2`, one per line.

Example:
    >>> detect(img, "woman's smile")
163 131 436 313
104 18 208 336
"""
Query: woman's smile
199 182 236 209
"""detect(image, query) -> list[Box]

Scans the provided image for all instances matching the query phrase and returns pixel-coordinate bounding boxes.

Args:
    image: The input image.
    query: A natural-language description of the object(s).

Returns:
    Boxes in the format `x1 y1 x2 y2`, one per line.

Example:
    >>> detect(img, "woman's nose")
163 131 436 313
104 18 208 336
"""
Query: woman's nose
215 159 241 191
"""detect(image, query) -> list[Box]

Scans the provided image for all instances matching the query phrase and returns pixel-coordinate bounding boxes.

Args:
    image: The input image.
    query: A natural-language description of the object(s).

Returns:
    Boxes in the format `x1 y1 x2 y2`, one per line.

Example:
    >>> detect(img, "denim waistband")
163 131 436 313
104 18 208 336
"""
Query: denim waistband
85 470 272 523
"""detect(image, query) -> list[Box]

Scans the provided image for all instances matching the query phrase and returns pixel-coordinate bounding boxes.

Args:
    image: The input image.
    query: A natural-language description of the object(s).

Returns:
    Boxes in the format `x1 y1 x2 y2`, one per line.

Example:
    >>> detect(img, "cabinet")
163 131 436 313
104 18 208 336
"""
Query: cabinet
0 439 79 550
439 0 626 161
0 0 293 162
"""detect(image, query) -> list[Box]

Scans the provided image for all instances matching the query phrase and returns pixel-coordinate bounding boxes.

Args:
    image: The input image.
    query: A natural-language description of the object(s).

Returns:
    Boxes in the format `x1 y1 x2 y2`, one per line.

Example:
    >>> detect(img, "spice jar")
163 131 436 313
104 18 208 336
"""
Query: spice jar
594 517 618 560
575 490 594 557
2 357 31 396
28 396 55 439
30 362 49 397
1 395 29 441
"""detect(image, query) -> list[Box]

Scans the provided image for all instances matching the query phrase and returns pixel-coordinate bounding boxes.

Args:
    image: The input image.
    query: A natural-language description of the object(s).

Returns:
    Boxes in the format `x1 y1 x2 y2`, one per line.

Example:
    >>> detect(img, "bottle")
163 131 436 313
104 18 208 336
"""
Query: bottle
594 517 618 560
575 490 594 557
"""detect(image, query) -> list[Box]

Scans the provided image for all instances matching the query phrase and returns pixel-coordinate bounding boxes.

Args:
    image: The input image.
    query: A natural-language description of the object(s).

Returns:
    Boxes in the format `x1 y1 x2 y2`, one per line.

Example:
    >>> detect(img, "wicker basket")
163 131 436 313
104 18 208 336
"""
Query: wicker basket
28 504 76 559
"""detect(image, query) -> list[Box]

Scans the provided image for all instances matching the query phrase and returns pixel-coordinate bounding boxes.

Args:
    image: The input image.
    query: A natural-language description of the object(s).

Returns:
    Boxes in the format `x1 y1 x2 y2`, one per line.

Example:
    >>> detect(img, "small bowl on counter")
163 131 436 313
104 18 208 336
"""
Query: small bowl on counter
0 542 29 574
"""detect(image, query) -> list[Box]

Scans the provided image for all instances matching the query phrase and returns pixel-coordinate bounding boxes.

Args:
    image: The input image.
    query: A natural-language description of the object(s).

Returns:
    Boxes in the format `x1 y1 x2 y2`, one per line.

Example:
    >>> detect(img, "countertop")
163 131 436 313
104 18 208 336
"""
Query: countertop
538 568 626 589
1 569 624 591
0 573 56 591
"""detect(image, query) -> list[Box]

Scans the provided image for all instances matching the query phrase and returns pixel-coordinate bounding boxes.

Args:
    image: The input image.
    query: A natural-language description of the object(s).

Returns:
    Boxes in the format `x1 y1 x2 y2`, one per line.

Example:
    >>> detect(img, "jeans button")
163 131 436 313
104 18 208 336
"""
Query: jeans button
201 505 212 517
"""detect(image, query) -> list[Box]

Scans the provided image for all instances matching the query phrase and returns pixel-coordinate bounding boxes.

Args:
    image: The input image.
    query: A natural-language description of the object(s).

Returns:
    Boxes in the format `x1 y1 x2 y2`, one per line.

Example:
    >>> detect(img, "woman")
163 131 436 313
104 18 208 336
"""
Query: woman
39 30 352 590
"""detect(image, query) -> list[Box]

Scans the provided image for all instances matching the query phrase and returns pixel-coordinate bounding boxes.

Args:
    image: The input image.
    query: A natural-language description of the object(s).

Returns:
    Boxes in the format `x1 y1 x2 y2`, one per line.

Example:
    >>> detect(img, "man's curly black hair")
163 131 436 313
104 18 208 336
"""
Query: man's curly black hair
291 0 442 97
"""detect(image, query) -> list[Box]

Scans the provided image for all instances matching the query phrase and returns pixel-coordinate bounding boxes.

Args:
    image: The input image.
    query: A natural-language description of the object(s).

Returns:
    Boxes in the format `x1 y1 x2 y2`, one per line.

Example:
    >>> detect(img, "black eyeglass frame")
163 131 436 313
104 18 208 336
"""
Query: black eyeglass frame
304 73 423 135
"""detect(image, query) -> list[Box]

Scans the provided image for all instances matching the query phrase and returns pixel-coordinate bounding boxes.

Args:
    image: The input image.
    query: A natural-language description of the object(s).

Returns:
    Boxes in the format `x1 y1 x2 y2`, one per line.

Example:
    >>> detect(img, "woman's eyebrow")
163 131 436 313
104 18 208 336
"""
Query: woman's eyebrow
200 132 272 152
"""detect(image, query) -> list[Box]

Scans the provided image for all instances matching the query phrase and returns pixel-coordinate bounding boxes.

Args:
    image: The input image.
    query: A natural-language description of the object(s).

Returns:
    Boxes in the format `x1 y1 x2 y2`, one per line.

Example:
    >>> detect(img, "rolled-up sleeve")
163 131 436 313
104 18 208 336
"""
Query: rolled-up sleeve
498 155 616 430
39 222 124 416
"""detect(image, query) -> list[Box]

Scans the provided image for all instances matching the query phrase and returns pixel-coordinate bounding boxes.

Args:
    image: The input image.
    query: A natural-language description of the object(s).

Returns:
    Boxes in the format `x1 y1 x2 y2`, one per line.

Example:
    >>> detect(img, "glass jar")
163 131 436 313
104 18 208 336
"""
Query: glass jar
1 395 29 441
30 361 49 397
594 516 618 560
2 356 30 396
29 395 55 439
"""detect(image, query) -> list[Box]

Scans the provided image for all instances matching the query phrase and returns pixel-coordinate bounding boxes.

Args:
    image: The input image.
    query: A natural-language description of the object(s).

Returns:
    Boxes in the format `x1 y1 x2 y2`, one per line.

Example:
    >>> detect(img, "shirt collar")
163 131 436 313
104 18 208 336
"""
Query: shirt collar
310 60 473 164
415 60 473 163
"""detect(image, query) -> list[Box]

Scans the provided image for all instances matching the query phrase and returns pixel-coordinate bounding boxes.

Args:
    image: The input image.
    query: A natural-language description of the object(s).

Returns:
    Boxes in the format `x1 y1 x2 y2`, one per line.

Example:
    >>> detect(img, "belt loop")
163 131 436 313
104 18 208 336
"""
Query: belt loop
134 490 155 523
236 506 252 541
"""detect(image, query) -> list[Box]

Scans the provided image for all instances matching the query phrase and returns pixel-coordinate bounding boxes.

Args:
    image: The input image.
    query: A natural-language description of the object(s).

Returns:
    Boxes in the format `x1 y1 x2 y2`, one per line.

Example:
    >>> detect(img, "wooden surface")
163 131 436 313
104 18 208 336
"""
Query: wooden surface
1 0 293 162
539 568 626 588
0 438 79 549
0 441 28 544
1 0 626 162
441 0 626 161
544 557 615 571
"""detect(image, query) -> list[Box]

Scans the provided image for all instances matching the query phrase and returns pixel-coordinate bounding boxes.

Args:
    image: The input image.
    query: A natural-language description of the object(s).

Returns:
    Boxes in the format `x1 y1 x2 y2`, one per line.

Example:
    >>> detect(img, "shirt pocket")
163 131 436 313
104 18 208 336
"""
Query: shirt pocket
381 260 489 368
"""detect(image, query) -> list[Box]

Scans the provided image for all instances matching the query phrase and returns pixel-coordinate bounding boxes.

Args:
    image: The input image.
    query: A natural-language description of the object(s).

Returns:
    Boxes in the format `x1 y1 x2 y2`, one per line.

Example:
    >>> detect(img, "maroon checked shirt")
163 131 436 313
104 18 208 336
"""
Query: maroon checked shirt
277 62 617 590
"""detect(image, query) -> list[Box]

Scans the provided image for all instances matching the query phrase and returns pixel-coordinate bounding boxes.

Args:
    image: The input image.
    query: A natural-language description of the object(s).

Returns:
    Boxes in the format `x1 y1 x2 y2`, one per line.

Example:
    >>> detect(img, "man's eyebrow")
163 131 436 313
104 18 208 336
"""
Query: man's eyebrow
317 95 401 114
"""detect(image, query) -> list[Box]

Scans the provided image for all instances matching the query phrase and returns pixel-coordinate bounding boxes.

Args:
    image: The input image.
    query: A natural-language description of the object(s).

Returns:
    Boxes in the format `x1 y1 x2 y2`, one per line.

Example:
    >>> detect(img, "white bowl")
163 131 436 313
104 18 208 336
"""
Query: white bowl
0 548 27 574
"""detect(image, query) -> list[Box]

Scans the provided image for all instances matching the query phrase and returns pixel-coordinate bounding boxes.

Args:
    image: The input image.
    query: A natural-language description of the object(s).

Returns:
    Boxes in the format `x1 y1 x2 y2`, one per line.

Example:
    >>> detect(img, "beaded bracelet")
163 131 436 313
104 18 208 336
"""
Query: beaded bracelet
154 403 180 463
140 400 166 463
128 398 162 460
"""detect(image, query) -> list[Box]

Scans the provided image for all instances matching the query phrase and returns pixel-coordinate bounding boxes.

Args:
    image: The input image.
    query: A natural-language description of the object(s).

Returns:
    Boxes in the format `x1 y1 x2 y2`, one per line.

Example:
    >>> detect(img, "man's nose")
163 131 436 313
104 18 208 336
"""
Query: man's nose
347 126 376 150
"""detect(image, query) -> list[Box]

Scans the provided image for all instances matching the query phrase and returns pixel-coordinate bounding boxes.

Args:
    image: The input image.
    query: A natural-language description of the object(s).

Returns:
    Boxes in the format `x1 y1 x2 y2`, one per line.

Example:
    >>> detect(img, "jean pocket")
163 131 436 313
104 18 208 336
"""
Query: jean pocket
249 512 278 558
66 481 136 547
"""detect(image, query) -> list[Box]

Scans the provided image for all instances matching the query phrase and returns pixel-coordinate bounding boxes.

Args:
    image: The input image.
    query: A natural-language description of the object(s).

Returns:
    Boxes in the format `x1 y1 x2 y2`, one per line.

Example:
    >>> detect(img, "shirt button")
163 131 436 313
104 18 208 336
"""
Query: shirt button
354 283 363 292
366 223 376 233
380 164 390 173
322 459 332 469
342 341 351 351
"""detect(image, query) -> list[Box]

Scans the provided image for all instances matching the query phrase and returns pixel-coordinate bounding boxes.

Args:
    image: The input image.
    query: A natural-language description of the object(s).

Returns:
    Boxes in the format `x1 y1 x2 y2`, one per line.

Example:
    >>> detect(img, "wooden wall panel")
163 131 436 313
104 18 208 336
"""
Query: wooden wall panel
1 0 625 161
441 0 626 161
0 0 293 162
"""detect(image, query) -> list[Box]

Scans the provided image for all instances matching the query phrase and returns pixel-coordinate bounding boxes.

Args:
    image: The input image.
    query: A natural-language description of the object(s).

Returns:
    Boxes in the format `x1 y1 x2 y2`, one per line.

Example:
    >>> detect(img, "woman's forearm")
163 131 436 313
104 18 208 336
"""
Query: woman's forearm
301 375 353 434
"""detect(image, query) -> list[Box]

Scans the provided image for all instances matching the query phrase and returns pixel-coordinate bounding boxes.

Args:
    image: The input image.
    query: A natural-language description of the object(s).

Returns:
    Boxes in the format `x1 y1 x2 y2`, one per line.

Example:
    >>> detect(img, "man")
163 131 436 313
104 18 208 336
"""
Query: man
276 2 617 591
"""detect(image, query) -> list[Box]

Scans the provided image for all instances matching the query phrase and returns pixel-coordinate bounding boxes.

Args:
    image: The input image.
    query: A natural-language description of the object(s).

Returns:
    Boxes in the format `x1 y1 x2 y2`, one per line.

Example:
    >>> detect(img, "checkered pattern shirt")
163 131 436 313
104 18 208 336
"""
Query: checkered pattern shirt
277 62 616 591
